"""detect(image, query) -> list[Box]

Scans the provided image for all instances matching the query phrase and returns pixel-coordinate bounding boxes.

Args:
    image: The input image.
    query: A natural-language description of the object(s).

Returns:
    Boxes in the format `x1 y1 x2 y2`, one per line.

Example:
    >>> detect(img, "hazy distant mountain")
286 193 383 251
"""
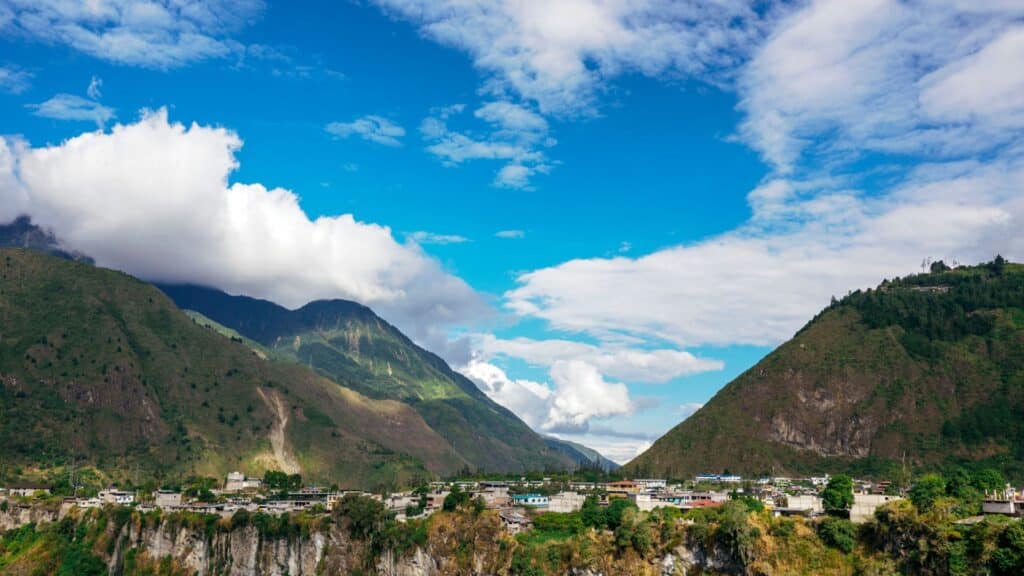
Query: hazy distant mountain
623 258 1024 481
545 436 620 472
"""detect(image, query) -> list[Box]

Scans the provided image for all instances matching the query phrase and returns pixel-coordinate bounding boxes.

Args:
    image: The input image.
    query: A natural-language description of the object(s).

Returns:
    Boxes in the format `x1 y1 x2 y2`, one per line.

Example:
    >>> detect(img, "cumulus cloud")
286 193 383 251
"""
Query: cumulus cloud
373 0 765 115
0 0 263 68
28 94 115 126
326 115 405 147
477 335 722 384
462 358 633 434
0 65 31 93
420 100 554 188
0 109 487 348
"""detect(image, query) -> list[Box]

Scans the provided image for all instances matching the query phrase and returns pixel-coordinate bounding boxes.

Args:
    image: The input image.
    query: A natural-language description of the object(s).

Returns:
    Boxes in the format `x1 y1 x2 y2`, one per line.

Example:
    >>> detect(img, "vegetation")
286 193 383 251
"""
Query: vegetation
0 248 465 489
158 283 575 474
822 475 854 517
624 258 1024 481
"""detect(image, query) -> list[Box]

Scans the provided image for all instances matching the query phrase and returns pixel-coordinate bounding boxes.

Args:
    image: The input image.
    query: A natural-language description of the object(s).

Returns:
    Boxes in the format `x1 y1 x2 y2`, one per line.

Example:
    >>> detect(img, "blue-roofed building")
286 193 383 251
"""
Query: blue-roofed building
512 494 549 507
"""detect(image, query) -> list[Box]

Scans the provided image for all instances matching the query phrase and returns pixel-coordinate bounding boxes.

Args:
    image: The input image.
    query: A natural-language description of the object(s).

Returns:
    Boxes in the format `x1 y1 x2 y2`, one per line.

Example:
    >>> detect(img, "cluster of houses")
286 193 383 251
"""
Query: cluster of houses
4 472 1023 535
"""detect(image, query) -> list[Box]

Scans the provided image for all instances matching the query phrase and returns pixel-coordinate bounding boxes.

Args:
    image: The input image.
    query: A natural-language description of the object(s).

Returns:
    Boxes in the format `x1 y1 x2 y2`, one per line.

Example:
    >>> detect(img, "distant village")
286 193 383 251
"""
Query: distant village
4 471 1024 535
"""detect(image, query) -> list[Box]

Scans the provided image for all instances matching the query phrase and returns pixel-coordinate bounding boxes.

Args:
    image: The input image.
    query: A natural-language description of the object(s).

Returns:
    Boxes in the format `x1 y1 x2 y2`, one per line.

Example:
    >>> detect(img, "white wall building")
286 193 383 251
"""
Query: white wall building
548 491 586 513
99 489 135 505
225 472 262 492
850 493 901 523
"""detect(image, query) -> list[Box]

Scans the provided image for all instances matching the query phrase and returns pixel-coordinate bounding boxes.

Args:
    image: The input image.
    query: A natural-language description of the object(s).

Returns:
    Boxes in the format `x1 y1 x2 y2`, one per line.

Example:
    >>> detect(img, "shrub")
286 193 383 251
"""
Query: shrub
817 516 857 553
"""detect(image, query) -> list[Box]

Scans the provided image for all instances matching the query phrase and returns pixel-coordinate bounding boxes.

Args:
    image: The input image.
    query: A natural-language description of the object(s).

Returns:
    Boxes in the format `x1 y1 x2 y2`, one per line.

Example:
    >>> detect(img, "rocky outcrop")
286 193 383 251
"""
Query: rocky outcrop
0 500 60 532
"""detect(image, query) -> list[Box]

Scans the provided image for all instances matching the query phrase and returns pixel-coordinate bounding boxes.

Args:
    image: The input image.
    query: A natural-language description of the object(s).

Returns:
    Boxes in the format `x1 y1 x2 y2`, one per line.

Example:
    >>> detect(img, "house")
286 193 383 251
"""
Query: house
426 491 450 511
606 480 639 495
499 508 533 535
224 471 262 492
695 474 742 484
7 483 52 498
548 491 585 513
850 493 902 523
99 488 136 505
982 485 1022 516
784 494 823 514
479 486 511 509
511 493 549 507
635 479 667 492
153 490 183 508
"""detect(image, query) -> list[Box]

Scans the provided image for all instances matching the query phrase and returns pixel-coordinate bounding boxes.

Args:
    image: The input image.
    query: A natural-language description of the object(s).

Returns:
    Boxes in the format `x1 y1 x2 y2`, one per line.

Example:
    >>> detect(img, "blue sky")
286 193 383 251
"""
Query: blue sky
1 0 1022 462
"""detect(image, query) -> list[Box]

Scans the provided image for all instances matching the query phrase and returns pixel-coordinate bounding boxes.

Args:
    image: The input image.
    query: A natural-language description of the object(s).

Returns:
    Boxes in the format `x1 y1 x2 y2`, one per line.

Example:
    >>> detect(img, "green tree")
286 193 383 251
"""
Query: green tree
604 498 637 531
442 485 470 512
816 516 857 553
909 474 946 512
822 475 854 517
581 494 604 528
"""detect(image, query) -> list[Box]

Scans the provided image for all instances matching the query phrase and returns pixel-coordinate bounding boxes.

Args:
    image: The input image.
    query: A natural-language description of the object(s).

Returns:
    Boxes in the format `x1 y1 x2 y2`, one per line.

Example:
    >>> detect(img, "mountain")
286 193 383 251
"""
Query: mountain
155 284 574 474
0 248 476 489
544 436 620 472
623 258 1024 480
0 216 92 263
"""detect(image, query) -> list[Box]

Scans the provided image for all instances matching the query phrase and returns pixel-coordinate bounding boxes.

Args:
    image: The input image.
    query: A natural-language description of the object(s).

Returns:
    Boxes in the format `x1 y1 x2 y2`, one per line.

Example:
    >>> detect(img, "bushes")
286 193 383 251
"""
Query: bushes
816 516 857 553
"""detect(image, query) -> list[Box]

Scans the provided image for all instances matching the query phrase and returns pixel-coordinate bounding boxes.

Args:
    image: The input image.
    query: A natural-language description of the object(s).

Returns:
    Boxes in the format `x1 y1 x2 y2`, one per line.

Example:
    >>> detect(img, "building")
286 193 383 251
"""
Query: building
606 480 639 496
511 493 549 507
153 490 183 508
548 491 586 513
635 479 667 492
7 484 52 498
850 493 902 523
499 509 533 535
695 474 742 484
982 485 1022 516
99 489 136 505
225 472 262 492
426 491 450 511
784 494 823 514
478 486 511 509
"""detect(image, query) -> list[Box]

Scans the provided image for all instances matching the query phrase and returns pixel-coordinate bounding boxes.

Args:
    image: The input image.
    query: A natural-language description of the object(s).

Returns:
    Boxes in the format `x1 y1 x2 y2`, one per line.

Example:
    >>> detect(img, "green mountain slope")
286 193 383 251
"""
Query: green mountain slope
0 248 469 489
158 284 575 473
623 258 1024 480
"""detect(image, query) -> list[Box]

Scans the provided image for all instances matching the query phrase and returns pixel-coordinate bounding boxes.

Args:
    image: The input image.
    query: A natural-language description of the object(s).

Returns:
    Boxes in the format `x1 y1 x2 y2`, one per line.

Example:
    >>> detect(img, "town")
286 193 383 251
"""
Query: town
4 471 1023 535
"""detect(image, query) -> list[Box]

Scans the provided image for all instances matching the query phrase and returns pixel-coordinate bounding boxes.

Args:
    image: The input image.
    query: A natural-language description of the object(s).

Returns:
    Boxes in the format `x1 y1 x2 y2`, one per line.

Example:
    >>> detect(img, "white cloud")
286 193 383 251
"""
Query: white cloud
477 335 722 384
504 159 1022 348
407 231 470 245
0 65 31 93
0 109 487 348
28 94 115 126
495 229 525 239
87 75 103 99
738 0 1024 171
462 358 633 435
0 0 263 68
326 115 405 147
374 0 764 115
500 0 1024 350
420 100 553 189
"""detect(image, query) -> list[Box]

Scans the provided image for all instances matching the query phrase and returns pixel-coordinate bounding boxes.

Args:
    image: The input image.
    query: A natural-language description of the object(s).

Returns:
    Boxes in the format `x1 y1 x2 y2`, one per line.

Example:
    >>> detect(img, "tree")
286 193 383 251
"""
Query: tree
909 474 946 512
581 495 604 528
822 475 854 517
817 516 857 553
930 260 950 273
442 485 470 512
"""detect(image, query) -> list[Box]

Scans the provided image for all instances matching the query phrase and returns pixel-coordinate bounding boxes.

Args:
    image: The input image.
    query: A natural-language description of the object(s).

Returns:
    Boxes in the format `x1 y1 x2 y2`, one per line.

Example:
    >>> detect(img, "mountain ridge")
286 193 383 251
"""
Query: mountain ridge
624 258 1024 481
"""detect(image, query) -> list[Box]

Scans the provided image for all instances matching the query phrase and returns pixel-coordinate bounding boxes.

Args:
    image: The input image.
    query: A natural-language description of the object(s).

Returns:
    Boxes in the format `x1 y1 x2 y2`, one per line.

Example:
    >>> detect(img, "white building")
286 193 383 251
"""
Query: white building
850 493 901 523
635 479 667 492
225 472 262 492
785 494 823 514
99 489 135 505
7 484 51 498
548 491 586 513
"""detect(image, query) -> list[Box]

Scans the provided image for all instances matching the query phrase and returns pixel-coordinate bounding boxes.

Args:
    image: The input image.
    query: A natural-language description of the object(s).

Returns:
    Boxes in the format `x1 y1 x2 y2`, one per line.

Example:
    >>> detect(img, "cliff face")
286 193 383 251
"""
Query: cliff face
0 505 734 576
